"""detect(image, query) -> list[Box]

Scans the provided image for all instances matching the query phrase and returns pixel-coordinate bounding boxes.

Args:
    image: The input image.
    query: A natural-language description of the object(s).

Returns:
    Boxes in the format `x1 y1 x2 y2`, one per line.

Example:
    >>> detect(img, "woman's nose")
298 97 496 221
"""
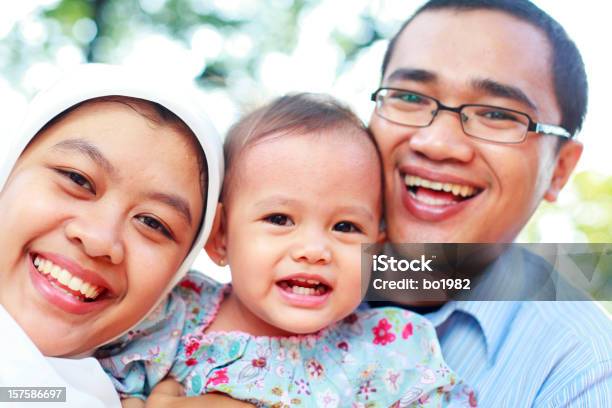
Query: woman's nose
64 211 125 265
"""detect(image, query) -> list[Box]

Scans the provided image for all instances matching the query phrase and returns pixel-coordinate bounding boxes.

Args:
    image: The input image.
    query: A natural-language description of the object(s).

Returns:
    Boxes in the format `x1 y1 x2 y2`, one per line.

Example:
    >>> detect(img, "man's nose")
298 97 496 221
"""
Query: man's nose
64 207 125 265
407 110 476 163
290 229 332 266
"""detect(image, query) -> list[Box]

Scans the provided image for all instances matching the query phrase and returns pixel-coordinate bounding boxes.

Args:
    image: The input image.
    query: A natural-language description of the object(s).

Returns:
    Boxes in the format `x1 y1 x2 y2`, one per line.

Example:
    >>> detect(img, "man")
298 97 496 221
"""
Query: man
369 0 611 406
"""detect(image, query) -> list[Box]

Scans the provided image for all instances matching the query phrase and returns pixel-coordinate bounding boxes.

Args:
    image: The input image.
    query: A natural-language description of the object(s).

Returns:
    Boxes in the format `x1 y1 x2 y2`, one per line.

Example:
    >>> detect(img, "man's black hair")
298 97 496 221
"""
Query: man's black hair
381 0 588 137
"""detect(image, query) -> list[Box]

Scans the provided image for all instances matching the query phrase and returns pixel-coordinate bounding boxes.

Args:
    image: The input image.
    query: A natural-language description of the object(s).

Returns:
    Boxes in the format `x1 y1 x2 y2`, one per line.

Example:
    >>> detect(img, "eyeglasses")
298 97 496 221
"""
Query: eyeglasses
371 87 573 144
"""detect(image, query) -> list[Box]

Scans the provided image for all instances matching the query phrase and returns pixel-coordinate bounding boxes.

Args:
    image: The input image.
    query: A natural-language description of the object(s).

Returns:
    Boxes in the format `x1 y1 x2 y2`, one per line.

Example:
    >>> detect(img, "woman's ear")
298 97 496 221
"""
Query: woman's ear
205 203 228 266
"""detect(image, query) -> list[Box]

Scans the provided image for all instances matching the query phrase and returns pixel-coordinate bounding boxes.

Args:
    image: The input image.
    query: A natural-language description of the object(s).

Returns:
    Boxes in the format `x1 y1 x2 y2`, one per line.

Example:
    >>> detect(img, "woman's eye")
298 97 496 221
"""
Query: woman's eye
136 215 173 239
333 221 361 233
264 214 294 226
57 169 95 193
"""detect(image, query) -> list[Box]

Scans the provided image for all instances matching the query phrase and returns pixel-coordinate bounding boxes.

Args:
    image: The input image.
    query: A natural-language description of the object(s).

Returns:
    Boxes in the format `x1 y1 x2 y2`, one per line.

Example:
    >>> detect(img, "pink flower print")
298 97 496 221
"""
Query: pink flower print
436 363 450 377
179 279 202 294
372 318 396 345
287 347 301 363
402 322 413 340
337 341 349 351
420 368 436 384
206 368 229 388
384 369 403 393
184 337 201 357
294 379 311 395
316 389 339 408
468 389 478 407
357 380 377 400
344 313 359 325
147 346 160 359
305 359 324 379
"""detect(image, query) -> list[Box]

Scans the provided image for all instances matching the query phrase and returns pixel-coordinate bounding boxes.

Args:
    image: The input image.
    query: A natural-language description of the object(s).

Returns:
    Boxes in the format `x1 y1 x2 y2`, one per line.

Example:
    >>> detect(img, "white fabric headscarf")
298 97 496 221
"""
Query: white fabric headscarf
0 64 223 406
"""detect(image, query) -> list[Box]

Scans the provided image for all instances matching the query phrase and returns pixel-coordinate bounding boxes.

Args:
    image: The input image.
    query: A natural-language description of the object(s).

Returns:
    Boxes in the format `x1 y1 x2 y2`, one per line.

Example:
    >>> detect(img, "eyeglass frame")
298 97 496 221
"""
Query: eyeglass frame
371 87 573 144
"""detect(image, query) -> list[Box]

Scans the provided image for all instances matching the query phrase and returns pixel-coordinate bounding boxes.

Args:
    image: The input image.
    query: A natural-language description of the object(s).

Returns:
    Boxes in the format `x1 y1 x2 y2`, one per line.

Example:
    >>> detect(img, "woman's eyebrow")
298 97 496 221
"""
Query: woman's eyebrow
146 192 192 226
52 138 117 177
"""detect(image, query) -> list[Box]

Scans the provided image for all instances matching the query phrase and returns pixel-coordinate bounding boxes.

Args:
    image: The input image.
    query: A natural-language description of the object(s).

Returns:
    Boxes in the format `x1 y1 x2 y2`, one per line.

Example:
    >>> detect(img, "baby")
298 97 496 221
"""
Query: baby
99 94 476 407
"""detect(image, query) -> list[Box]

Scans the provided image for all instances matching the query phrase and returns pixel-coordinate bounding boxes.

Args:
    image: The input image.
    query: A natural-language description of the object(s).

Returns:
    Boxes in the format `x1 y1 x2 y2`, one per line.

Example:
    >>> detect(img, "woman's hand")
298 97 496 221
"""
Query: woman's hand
146 379 255 407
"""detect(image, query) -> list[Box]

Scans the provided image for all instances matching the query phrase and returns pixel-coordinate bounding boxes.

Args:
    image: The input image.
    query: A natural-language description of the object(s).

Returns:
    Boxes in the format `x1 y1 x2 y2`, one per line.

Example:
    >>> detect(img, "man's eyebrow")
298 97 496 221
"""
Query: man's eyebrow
147 192 193 226
386 68 438 84
472 78 537 111
52 139 117 176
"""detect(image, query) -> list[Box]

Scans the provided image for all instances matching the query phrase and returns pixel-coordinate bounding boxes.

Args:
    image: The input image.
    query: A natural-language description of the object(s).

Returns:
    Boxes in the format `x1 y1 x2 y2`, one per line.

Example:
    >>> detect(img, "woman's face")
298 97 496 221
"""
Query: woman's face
0 101 203 356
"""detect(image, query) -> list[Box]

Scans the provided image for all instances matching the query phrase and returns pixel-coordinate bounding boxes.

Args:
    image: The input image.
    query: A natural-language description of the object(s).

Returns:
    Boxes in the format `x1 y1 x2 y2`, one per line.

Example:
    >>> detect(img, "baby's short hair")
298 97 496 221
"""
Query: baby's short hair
223 93 380 200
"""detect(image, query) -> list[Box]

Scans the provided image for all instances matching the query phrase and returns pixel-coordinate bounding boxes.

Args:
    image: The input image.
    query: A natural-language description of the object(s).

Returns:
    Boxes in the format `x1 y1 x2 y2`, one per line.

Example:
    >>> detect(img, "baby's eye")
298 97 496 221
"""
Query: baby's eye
57 169 95 194
136 215 173 239
264 214 294 226
333 221 362 233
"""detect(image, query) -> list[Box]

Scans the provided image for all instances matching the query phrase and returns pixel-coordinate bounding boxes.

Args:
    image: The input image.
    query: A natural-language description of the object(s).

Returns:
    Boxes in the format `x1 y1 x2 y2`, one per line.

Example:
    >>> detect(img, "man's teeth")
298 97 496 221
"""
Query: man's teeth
34 256 101 299
404 175 476 198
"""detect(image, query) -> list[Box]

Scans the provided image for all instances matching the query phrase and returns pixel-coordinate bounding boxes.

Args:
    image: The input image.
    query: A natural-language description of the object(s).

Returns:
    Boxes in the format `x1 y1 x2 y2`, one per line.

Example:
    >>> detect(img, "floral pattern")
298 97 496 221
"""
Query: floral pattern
99 272 476 407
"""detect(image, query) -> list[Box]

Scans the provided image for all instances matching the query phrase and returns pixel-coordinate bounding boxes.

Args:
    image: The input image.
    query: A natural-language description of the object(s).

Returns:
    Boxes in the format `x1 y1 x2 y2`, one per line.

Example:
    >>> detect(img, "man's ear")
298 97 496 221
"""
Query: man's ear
544 140 583 202
204 203 228 266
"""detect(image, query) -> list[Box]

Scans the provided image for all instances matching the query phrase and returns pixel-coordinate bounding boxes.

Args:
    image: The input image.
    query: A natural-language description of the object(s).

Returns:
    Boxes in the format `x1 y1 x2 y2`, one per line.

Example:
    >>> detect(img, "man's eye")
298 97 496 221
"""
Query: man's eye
264 214 294 226
333 221 361 233
136 215 173 239
395 92 425 104
481 110 519 121
57 169 95 193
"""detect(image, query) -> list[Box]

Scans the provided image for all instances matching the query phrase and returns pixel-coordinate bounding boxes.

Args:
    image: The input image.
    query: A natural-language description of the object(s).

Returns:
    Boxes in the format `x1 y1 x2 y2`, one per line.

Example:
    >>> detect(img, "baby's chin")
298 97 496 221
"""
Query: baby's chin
267 309 351 337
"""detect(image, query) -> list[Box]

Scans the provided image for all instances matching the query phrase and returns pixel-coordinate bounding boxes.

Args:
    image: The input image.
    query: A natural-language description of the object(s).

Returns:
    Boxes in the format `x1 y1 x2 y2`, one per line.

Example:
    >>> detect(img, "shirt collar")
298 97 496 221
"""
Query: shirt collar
426 300 521 363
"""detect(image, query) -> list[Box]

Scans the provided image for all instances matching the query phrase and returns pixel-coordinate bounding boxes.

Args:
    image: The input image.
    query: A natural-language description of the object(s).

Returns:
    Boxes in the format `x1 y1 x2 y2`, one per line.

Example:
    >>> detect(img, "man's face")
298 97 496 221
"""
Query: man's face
371 9 575 243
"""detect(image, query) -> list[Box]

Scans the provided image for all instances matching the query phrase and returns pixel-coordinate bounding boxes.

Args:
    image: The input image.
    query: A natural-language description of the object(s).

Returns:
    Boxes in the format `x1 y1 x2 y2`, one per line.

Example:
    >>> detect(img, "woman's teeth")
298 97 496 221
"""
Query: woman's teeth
34 256 102 300
404 174 477 198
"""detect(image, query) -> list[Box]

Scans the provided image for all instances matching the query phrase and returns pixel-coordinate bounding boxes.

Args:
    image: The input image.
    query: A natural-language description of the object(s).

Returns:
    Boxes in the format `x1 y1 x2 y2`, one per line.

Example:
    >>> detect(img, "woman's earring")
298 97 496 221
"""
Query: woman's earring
219 258 227 266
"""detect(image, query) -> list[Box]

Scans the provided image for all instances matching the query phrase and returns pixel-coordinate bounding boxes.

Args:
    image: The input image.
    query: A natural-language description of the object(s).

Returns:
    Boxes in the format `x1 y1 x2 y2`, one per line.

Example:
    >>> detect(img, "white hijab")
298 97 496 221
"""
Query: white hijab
0 64 224 406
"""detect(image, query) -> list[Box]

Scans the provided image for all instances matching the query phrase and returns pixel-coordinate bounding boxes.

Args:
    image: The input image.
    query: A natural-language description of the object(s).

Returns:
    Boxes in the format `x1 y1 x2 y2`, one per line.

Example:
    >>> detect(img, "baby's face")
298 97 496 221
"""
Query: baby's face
223 130 382 335
0 101 203 356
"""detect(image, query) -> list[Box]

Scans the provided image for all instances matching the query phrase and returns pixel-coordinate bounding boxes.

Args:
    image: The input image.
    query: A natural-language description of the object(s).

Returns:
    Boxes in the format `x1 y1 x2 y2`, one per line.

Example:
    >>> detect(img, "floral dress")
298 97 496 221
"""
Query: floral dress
97 272 476 407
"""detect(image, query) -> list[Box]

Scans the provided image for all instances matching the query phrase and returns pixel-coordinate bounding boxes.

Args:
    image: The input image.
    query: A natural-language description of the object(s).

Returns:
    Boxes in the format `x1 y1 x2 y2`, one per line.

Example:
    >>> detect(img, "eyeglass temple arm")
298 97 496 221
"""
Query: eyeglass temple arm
530 122 573 139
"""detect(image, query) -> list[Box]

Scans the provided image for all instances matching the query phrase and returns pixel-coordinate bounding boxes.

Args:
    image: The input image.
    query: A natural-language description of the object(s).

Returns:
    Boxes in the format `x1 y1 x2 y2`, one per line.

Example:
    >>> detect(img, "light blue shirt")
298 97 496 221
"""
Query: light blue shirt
423 247 611 407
